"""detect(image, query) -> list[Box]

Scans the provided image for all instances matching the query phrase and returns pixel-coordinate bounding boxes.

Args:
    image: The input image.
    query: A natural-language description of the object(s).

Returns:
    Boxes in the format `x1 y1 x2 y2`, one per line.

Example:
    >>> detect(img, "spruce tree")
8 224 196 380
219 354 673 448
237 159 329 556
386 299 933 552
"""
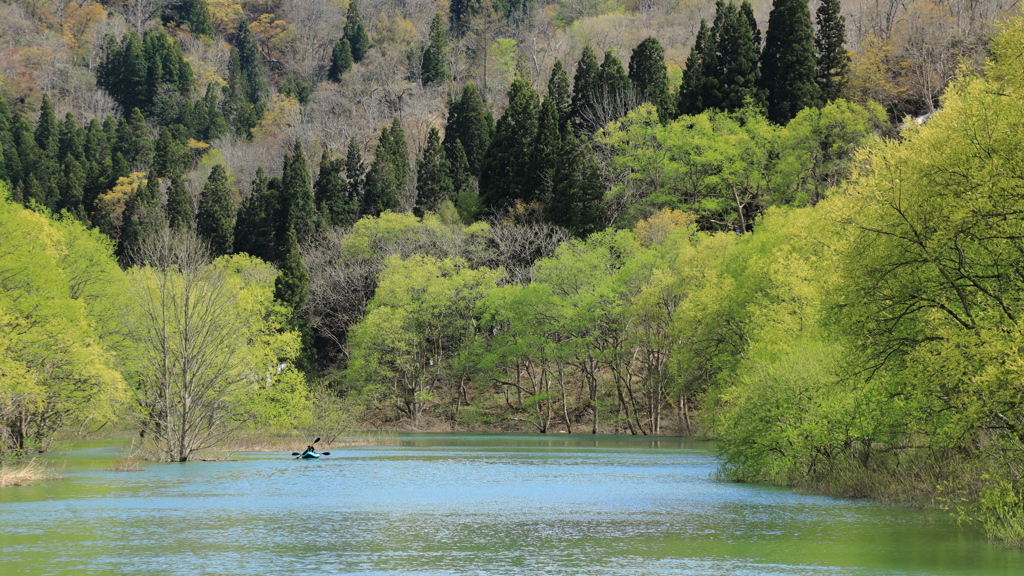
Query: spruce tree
58 157 86 217
314 150 353 228
233 167 278 260
363 118 410 216
152 127 188 178
328 38 354 82
715 1 761 112
115 108 154 169
546 61 572 131
741 0 762 55
544 130 607 238
448 139 473 202
422 12 449 85
414 126 454 216
760 0 819 123
166 171 194 230
120 174 163 260
0 99 16 184
629 37 673 121
164 0 214 37
570 45 601 133
443 83 493 176
678 19 716 116
196 164 235 256
343 0 370 63
529 98 561 202
815 0 849 103
599 50 631 124
274 227 309 313
57 112 85 165
96 32 147 114
479 76 540 210
281 141 315 242
344 137 365 220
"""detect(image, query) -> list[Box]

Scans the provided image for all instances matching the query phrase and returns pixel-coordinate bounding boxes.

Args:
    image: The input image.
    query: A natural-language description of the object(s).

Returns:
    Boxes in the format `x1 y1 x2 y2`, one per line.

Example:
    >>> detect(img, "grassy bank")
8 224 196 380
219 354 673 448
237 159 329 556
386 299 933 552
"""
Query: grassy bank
0 459 52 487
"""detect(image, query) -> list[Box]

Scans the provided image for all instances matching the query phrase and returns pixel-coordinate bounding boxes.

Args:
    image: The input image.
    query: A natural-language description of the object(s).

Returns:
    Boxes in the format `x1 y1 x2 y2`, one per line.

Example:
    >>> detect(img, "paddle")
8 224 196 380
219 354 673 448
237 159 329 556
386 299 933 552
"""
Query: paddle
291 437 327 456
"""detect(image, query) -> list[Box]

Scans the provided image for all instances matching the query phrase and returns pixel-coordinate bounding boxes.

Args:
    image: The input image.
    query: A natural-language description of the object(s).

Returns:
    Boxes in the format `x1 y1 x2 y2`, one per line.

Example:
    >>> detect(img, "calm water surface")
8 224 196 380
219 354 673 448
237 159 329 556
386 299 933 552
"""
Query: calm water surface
1 434 1021 575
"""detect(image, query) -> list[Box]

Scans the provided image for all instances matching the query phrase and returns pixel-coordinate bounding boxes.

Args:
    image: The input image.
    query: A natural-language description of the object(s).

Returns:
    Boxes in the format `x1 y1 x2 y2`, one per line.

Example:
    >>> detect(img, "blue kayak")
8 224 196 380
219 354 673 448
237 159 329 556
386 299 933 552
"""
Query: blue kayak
298 450 321 459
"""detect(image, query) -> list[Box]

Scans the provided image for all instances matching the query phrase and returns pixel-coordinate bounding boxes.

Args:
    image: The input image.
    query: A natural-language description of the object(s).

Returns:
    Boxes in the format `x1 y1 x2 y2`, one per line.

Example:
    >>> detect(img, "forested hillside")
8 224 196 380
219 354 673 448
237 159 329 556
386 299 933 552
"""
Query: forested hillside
2 0 1024 544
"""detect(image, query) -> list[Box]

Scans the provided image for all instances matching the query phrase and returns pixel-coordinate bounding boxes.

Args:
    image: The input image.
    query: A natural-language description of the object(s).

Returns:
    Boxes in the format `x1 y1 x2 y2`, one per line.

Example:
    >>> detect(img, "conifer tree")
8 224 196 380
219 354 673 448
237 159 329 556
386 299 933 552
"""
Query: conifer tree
741 0 762 55
422 13 449 85
281 141 315 242
115 108 154 169
0 99 16 184
314 150 354 228
570 45 601 133
450 0 472 38
152 127 189 178
328 38 354 82
414 126 454 216
546 61 572 130
599 50 631 124
344 137 365 218
760 0 819 123
479 76 540 210
96 32 147 114
58 158 86 218
34 95 58 160
363 118 410 216
57 113 85 165
629 37 673 121
529 98 561 201
274 227 309 313
196 164 235 256
225 24 267 138
677 19 717 116
343 0 370 63
166 171 194 230
233 167 278 260
544 130 607 238
164 0 214 37
715 1 761 112
815 0 849 103
443 84 493 176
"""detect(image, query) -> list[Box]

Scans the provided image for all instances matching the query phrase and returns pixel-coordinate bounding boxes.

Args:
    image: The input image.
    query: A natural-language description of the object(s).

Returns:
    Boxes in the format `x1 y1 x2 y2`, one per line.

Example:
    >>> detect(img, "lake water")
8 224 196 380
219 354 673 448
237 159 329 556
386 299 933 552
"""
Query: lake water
1 434 1021 575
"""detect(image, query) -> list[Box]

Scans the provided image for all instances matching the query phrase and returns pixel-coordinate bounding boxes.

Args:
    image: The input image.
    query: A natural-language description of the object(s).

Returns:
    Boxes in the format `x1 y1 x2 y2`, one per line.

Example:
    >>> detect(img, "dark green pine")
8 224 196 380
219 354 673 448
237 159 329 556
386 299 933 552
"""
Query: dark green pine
115 108 154 169
328 38 354 82
449 0 472 38
443 83 493 177
196 164 236 256
314 150 352 228
678 19 716 116
57 113 85 164
0 99 17 183
599 50 630 124
544 130 607 238
529 98 561 202
274 227 309 313
715 1 761 112
151 127 188 178
58 157 86 218
414 126 453 216
479 76 540 210
166 171 194 230
96 32 148 114
233 167 278 260
363 118 409 216
741 0 762 56
34 94 58 160
119 174 163 261
447 139 472 202
422 12 449 85
570 45 601 134
546 61 572 131
759 0 819 123
815 0 849 103
343 0 370 63
281 141 315 242
628 37 673 121
344 137 364 221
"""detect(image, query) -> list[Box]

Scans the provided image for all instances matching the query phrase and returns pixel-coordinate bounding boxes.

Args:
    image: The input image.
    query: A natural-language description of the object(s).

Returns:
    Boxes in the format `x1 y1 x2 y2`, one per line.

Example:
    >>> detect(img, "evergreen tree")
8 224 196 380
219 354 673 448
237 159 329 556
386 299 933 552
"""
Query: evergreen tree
422 12 449 86
546 61 572 130
479 76 540 209
570 45 601 133
343 0 370 63
274 227 309 313
314 150 355 228
196 164 235 256
34 94 58 160
96 32 147 114
344 137 365 220
447 139 473 201
120 174 163 260
166 171 194 230
450 0 472 38
715 1 761 112
151 127 188 178
233 167 278 260
544 130 607 238
225 24 267 138
443 83 493 176
164 0 214 37
741 0 762 55
281 141 315 242
414 126 454 216
58 157 86 217
0 99 17 184
529 98 561 201
57 112 85 164
628 37 673 121
363 118 410 216
115 108 154 169
328 38 354 82
598 49 631 124
677 19 717 116
815 0 849 103
760 0 819 123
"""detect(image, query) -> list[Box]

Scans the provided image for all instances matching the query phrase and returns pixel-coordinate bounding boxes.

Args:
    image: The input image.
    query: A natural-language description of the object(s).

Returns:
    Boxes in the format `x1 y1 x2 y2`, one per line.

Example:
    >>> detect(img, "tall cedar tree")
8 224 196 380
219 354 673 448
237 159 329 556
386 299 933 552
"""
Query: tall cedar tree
447 139 473 202
274 227 309 314
715 1 761 112
233 167 278 261
741 0 762 55
196 164 235 256
96 29 194 115
544 130 607 238
546 61 572 131
570 45 601 134
314 150 355 228
34 95 58 160
678 20 717 116
344 0 370 63
328 38 353 82
443 84 493 176
116 108 154 169
628 37 673 121
422 13 449 85
344 137 365 218
815 0 850 103
281 141 315 243
479 76 540 210
225 24 267 138
599 50 631 125
415 126 454 216
760 0 819 123
363 118 410 216
166 171 193 230
529 98 561 201
164 0 214 37
120 175 163 260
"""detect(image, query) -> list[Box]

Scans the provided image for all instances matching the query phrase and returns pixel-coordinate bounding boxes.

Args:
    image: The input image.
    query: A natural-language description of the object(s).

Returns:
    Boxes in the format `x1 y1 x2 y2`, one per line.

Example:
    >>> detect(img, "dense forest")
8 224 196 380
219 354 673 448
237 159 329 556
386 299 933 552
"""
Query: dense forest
2 0 1024 545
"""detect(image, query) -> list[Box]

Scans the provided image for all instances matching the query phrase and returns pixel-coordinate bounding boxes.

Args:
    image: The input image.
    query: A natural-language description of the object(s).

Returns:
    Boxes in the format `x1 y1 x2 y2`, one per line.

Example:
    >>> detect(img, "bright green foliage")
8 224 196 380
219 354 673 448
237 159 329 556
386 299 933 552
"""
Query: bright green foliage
415 126 454 216
363 118 410 216
328 38 354 82
479 76 540 210
814 0 850 103
166 171 194 230
343 0 371 63
422 13 449 85
347 255 502 426
628 37 673 122
760 0 819 123
443 84 493 177
196 164 235 256
544 130 607 237
0 189 124 457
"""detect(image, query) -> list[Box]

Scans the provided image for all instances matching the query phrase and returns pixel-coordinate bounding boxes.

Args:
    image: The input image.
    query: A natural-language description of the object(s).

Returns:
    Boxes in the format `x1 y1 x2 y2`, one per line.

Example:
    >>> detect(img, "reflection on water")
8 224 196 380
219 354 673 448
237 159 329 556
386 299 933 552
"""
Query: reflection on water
1 434 1021 576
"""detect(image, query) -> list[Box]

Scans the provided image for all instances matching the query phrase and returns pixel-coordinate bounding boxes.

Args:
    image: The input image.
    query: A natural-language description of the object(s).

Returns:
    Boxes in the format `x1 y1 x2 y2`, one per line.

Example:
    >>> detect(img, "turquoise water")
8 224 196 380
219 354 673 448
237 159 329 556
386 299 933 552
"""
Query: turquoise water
1 434 1021 575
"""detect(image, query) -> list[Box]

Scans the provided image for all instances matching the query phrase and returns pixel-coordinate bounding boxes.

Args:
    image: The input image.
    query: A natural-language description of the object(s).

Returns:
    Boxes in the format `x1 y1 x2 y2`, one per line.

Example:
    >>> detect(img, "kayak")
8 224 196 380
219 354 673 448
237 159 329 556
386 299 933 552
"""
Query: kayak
298 450 321 460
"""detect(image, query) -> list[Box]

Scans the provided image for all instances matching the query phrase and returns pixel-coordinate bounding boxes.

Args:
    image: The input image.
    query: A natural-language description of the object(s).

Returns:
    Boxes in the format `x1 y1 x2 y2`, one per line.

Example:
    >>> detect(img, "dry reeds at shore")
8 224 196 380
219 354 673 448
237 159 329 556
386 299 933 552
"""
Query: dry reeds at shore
0 459 51 487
